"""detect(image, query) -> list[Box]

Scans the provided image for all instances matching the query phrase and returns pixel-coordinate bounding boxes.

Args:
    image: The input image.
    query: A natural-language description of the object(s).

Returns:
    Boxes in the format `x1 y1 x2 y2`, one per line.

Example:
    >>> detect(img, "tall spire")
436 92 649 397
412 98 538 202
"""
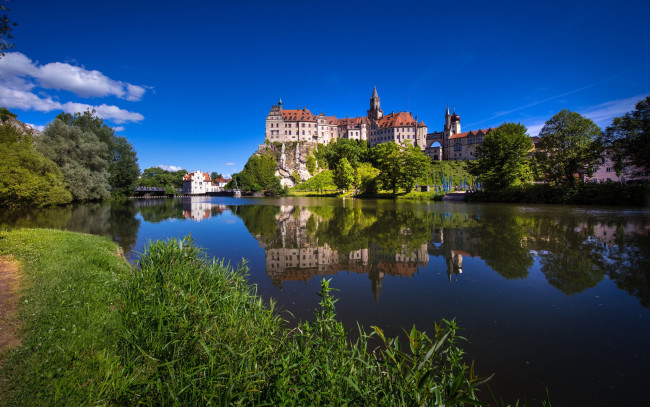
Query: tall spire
446 104 450 116
372 85 378 98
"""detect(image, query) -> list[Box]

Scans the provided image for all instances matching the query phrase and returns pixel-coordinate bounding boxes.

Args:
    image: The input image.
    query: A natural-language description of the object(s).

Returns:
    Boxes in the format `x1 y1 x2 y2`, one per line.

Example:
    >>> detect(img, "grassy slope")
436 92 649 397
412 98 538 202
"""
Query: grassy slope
0 229 131 406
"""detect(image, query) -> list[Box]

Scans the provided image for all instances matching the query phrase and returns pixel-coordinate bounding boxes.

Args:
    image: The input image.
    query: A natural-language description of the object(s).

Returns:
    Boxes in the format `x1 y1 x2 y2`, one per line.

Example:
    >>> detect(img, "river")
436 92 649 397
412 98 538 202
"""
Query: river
2 196 649 405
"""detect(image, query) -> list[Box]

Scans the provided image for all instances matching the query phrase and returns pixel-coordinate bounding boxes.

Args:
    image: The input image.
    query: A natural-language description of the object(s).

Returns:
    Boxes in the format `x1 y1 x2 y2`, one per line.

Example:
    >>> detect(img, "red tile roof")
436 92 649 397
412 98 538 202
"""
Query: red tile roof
337 117 368 126
449 128 492 140
281 109 316 122
377 112 418 128
183 172 212 182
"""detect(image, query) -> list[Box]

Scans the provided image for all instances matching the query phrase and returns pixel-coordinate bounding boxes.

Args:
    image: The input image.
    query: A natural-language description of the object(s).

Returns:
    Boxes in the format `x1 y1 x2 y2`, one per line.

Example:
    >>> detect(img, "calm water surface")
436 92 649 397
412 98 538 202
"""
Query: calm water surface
3 197 649 405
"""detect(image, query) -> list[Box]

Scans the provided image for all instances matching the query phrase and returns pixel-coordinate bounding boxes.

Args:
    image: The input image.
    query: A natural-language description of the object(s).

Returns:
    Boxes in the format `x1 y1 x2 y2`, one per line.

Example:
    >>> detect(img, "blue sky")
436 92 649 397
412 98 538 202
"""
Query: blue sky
2 0 649 176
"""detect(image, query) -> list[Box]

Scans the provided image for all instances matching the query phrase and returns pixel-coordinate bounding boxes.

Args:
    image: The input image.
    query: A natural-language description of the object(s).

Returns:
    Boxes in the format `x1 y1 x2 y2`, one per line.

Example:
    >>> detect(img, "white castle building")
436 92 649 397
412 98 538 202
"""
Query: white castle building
182 170 220 194
265 86 428 148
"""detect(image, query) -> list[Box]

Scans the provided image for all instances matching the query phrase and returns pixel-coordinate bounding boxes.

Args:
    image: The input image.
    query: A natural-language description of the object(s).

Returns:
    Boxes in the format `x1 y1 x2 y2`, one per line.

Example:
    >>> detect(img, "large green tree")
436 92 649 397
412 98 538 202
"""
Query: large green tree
36 120 112 201
604 95 650 172
230 151 285 195
56 110 140 196
333 157 355 190
469 123 533 191
324 138 368 169
535 109 602 185
373 142 429 194
0 121 71 207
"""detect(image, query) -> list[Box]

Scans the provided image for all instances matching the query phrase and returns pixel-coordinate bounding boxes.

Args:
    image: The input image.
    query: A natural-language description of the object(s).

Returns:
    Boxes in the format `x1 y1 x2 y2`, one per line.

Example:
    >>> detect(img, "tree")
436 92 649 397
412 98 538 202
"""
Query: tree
604 95 650 172
325 138 367 169
373 142 429 194
306 154 317 175
333 158 355 190
210 172 223 183
139 167 186 190
535 109 602 185
56 110 140 196
0 121 71 207
0 1 16 57
36 120 111 201
231 151 285 195
469 123 533 191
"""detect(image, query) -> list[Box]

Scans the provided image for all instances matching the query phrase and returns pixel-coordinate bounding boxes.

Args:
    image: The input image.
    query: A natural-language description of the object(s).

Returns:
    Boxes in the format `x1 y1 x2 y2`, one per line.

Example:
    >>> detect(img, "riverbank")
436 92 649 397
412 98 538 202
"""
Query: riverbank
466 182 649 206
0 229 507 405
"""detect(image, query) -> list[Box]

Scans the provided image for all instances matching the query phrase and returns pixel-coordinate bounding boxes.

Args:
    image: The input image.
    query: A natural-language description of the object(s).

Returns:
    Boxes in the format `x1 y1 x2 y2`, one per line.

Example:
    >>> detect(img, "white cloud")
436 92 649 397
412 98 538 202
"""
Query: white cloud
582 94 647 128
524 94 647 137
158 165 184 172
0 85 144 123
25 122 45 132
0 52 147 100
113 126 125 132
525 122 545 137
225 162 236 166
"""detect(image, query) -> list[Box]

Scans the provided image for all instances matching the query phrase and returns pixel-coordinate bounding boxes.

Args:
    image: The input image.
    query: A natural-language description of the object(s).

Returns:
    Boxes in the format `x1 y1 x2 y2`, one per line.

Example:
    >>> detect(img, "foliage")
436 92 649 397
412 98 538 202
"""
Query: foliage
0 122 72 207
292 170 300 183
466 182 649 206
323 138 369 169
535 110 602 185
210 171 223 182
333 157 355 190
0 1 16 57
291 169 336 192
306 154 317 175
138 166 186 190
0 106 17 121
604 95 650 172
55 110 140 197
230 151 285 195
421 161 473 188
355 162 380 195
373 141 430 194
469 122 533 191
314 143 329 169
35 119 111 201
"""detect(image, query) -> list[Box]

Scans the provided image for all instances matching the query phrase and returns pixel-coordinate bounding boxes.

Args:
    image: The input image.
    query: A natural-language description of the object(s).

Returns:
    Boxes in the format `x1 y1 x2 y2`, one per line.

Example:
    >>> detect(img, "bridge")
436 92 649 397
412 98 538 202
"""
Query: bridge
133 186 168 197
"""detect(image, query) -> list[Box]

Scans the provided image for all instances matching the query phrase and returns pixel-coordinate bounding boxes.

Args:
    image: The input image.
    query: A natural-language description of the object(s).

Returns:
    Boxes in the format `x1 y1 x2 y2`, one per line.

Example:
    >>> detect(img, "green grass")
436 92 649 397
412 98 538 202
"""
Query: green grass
0 228 131 406
1 230 550 405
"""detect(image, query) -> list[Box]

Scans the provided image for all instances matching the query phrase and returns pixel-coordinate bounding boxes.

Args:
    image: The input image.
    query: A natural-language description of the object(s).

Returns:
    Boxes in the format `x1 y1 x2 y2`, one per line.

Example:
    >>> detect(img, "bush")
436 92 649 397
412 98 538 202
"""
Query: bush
466 182 649 205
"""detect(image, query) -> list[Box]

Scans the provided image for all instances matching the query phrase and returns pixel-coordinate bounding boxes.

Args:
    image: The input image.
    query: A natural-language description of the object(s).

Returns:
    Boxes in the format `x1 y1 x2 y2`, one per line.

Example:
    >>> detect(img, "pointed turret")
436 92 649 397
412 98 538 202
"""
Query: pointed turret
368 85 383 122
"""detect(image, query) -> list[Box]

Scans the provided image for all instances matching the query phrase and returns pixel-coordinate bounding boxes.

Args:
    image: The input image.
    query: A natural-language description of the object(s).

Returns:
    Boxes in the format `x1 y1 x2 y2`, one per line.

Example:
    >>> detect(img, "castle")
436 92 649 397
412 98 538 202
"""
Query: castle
264 86 493 161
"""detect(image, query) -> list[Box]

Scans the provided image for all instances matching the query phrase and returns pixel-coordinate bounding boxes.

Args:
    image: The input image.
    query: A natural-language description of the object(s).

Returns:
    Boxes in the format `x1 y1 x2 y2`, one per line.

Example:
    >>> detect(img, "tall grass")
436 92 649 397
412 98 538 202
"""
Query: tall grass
115 237 490 405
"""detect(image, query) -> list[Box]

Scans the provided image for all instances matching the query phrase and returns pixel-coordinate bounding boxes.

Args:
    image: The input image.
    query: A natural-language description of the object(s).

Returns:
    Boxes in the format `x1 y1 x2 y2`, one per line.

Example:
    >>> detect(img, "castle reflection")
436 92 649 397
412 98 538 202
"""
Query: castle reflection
238 204 471 301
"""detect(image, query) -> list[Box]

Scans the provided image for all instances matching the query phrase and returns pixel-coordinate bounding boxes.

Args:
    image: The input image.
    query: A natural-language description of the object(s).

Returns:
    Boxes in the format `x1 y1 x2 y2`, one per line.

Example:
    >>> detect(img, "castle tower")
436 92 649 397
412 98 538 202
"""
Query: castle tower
367 85 383 122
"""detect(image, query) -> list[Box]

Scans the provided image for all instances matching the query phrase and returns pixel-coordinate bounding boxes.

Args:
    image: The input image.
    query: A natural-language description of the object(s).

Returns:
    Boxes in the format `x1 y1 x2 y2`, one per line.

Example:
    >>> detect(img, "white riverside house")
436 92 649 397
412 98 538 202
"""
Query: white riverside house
182 170 221 194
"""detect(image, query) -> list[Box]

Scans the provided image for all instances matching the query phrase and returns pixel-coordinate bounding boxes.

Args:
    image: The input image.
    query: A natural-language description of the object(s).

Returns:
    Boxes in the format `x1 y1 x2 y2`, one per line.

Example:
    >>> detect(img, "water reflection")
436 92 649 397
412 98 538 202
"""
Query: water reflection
1 198 649 308
230 202 650 307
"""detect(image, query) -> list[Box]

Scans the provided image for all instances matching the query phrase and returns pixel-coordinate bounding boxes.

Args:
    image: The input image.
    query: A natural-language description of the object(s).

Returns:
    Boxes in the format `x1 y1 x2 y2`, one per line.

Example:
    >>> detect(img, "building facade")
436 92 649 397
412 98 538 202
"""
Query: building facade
182 170 221 194
265 87 427 148
583 149 650 183
425 106 493 161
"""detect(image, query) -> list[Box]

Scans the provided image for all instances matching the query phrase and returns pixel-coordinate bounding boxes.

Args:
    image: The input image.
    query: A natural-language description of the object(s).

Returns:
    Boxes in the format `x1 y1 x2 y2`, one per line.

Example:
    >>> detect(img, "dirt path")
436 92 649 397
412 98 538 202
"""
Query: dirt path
0 256 21 353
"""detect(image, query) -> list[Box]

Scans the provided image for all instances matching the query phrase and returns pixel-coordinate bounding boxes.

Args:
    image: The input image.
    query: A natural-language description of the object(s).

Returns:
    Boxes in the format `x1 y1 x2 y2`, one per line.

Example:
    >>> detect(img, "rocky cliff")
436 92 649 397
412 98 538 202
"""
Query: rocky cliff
256 141 319 188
